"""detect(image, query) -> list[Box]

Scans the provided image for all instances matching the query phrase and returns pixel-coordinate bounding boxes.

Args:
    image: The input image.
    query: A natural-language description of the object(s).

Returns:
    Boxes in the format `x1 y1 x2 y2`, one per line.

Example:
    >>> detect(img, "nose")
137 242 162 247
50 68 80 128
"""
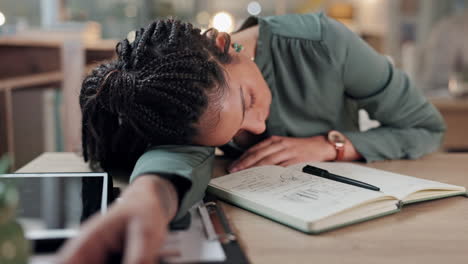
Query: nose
242 113 266 135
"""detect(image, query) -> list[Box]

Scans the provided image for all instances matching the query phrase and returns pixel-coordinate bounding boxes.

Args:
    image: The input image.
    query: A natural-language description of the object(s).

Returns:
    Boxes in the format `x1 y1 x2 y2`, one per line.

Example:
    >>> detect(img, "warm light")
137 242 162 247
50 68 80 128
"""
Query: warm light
212 12 234 33
247 1 262 15
0 11 5 26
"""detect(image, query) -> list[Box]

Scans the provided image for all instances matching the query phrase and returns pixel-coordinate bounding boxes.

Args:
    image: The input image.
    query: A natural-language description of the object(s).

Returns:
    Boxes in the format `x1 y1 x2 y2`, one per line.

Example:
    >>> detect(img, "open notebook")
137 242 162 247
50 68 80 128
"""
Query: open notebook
208 162 467 234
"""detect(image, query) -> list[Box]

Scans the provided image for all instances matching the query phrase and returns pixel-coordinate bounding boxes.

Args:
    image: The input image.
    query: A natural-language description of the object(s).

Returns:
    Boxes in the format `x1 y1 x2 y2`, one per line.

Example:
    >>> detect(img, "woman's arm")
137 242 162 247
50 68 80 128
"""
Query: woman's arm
228 14 445 171
60 145 214 263
59 175 177 264
129 145 215 221
228 134 362 172
323 15 446 162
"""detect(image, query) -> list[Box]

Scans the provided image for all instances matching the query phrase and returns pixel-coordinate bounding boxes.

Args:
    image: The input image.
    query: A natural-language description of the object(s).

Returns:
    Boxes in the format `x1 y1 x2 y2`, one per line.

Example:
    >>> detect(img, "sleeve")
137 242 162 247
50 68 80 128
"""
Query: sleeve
320 15 446 162
129 145 215 221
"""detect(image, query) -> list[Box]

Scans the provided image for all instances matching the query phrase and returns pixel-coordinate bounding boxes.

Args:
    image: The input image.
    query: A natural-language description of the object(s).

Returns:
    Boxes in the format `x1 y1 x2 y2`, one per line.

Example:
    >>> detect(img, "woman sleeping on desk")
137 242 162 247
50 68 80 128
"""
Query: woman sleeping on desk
60 13 445 263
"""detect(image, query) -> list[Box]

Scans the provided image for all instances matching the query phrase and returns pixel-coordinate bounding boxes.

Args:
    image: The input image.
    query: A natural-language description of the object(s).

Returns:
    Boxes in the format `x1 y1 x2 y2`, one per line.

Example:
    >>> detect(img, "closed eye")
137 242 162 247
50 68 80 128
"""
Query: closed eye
240 86 246 122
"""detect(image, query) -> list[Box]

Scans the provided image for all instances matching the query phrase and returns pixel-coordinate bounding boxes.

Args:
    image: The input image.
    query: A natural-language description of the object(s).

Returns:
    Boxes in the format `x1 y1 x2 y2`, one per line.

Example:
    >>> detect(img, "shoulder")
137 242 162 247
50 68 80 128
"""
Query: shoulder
140 145 215 167
259 12 356 66
260 12 336 41
130 145 215 182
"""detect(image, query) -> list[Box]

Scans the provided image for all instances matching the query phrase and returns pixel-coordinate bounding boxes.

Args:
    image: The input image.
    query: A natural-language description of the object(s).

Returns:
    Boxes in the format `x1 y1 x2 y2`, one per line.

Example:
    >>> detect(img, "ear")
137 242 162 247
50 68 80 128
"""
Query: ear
214 32 230 52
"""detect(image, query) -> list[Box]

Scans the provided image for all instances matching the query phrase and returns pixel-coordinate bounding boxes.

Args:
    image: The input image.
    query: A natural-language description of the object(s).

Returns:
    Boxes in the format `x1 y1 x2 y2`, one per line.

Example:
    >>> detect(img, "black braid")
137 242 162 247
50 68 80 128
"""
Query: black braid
80 18 232 172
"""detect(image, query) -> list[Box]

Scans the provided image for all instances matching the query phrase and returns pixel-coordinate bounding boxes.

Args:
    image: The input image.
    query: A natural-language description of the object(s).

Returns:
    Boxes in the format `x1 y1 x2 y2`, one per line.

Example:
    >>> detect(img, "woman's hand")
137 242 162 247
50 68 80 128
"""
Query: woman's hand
228 135 361 172
58 175 178 264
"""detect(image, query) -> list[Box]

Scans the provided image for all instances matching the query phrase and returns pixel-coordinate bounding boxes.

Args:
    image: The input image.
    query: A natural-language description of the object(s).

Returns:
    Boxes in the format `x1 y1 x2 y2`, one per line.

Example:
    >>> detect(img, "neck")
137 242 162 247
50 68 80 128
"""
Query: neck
231 25 259 61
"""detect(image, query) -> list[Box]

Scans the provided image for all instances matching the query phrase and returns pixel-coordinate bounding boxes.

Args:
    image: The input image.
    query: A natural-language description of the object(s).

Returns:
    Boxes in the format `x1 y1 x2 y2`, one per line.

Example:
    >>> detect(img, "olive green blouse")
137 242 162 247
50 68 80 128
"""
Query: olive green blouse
130 13 446 220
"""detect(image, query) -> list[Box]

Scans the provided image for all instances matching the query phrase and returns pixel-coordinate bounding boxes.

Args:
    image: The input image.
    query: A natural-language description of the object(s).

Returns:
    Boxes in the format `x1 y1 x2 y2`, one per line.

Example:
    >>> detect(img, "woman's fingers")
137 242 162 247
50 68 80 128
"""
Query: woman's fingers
249 149 293 167
123 216 166 264
229 140 286 171
58 175 176 264
124 217 148 264
60 208 169 264
278 159 300 167
58 210 126 264
228 137 275 170
231 136 282 164
243 136 279 153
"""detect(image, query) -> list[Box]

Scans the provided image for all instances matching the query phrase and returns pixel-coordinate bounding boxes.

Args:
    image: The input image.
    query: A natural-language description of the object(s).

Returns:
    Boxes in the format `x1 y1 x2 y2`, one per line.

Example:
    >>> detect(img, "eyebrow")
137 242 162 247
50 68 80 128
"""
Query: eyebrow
239 86 246 122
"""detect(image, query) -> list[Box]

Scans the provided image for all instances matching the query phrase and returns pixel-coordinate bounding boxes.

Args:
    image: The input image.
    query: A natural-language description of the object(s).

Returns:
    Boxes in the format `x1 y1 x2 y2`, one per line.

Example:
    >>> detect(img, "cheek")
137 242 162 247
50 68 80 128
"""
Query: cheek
195 123 239 146
256 83 271 109
250 70 271 105
213 127 238 145
194 106 243 146
210 109 242 145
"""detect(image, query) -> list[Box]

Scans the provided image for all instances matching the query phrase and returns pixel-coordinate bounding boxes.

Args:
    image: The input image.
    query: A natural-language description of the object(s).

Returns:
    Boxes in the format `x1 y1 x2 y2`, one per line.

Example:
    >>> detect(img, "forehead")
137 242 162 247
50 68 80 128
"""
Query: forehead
193 79 243 146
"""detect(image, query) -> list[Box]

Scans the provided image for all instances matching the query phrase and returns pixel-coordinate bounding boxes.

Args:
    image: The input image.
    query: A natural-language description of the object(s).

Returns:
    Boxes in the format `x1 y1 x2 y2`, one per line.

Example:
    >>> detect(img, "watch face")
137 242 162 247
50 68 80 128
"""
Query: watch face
328 131 346 147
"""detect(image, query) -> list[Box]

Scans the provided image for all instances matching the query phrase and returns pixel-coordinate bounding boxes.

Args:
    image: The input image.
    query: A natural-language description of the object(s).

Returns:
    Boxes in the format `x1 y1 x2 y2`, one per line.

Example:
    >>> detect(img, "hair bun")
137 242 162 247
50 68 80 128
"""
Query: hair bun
97 69 136 116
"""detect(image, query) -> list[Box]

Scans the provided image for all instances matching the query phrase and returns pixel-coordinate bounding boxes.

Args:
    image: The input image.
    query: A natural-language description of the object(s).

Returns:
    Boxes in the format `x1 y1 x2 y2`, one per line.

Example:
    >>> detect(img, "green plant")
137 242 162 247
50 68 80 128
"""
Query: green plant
0 154 11 174
0 156 29 263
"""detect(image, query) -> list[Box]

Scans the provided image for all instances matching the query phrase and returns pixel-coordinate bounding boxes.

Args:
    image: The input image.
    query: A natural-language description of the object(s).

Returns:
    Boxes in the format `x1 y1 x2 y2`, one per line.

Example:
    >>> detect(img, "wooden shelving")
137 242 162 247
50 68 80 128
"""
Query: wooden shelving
0 37 115 170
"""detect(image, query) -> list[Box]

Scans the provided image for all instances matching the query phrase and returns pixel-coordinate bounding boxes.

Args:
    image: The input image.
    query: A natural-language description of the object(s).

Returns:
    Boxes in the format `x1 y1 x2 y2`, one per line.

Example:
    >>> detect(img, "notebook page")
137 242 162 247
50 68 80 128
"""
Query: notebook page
210 165 389 222
288 162 465 200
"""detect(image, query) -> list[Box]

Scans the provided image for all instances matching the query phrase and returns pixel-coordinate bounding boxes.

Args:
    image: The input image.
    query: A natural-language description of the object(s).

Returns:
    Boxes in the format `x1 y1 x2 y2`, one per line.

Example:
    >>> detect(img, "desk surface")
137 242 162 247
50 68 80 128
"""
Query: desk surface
18 152 468 264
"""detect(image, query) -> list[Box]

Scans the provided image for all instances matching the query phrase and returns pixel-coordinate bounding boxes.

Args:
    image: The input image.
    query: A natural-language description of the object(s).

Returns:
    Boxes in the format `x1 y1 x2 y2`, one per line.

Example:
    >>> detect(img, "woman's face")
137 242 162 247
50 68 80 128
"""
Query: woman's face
193 33 272 146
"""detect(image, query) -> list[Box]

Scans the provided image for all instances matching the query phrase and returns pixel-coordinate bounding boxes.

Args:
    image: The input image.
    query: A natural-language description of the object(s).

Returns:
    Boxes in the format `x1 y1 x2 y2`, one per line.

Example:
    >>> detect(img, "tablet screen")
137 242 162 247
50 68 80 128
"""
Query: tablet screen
0 173 108 240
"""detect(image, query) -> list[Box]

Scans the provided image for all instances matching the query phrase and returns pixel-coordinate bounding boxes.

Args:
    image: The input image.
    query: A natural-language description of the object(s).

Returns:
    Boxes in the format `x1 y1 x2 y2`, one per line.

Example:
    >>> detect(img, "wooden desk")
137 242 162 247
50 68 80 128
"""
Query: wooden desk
431 97 468 151
18 152 468 264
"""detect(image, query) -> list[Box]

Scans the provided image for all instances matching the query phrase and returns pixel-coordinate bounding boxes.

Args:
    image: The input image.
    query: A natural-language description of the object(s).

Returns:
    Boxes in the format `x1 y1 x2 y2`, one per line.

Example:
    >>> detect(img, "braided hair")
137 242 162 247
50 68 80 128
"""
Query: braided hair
80 19 232 172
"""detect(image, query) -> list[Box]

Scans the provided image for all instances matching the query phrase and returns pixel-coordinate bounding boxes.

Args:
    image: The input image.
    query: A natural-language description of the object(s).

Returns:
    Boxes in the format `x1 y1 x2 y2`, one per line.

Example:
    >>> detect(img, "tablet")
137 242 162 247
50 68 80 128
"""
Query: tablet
0 172 108 251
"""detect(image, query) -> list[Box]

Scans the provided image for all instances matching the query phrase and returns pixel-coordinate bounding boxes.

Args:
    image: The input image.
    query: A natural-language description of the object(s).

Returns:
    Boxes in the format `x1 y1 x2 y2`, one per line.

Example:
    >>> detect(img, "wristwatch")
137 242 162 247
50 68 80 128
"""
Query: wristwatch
327 130 346 161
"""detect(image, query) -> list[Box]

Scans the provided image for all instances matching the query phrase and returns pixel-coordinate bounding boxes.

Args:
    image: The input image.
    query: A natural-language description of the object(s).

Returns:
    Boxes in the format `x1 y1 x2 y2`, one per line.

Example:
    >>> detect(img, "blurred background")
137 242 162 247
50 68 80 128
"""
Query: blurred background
0 0 467 171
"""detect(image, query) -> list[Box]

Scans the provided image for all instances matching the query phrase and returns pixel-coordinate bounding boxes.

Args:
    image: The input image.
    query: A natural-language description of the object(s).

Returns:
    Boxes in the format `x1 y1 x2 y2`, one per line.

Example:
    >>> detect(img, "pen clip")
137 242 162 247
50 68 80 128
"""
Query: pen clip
197 203 218 241
204 201 237 244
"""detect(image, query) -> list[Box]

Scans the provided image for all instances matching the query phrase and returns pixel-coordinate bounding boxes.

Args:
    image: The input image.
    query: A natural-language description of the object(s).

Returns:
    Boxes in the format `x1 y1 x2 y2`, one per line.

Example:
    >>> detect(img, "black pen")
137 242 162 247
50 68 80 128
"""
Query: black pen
302 165 380 191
